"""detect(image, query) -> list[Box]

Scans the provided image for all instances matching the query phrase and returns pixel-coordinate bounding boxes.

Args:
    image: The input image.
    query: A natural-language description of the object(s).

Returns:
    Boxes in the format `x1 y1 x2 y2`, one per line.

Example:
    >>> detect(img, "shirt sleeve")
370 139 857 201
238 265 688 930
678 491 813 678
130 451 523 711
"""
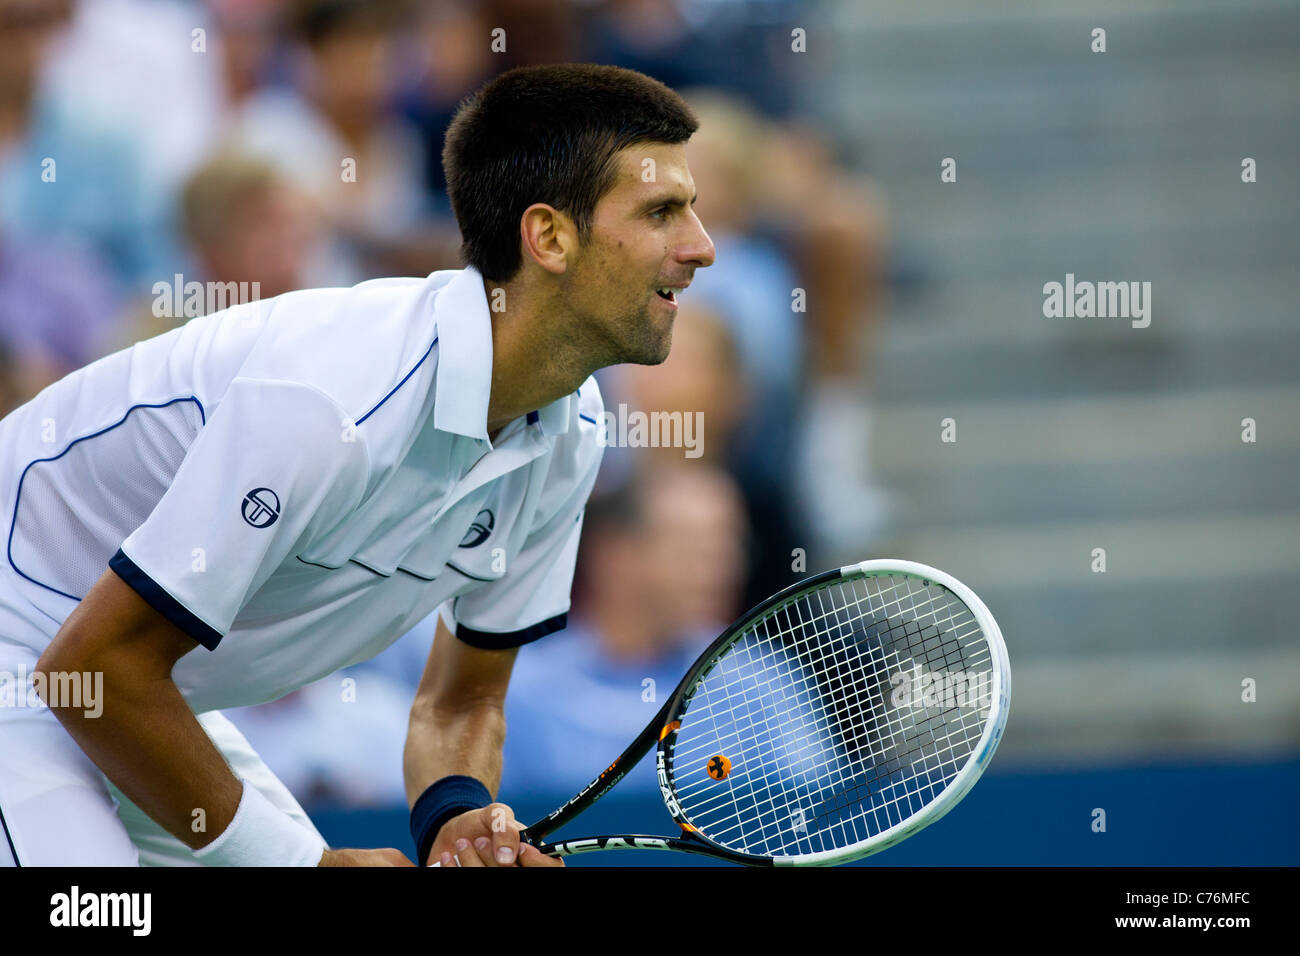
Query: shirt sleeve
109 377 370 649
449 388 605 650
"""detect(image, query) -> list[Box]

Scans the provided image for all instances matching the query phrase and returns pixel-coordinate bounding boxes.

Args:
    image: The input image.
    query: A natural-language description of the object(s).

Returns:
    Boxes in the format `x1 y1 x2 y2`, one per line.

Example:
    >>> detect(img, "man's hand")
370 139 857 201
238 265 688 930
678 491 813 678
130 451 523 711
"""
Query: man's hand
429 803 564 867
319 848 416 867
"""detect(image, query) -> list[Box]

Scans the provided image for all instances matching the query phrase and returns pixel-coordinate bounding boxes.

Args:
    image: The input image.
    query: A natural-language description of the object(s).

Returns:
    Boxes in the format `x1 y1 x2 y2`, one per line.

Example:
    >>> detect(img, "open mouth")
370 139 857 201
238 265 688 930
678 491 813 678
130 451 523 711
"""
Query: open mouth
655 287 681 303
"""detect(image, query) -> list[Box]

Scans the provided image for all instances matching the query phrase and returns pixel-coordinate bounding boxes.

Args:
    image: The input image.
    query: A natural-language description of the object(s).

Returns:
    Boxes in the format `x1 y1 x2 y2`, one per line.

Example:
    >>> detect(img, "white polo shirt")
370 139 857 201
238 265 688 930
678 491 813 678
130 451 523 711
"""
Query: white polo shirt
0 266 604 712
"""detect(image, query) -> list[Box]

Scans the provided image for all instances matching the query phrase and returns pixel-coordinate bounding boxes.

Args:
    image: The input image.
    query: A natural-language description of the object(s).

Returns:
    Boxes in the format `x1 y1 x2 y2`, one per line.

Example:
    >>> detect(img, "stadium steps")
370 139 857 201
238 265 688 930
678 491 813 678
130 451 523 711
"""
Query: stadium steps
815 0 1300 761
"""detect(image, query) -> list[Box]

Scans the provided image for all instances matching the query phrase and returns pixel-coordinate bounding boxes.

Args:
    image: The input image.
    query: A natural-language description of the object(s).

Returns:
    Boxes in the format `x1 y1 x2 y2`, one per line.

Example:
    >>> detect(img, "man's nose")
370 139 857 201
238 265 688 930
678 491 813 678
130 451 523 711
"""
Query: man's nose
679 213 716 268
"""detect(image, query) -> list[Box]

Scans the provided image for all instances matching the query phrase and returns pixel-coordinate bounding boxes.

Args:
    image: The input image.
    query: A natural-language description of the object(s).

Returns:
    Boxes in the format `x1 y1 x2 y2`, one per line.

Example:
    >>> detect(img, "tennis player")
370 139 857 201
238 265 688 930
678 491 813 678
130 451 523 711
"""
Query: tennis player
0 63 714 867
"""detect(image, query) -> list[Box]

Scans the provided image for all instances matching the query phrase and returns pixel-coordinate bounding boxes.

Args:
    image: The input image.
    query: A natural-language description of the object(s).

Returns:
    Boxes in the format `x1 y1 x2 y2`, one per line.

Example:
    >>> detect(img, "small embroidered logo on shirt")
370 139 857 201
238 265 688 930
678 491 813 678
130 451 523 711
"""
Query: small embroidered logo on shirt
242 488 281 528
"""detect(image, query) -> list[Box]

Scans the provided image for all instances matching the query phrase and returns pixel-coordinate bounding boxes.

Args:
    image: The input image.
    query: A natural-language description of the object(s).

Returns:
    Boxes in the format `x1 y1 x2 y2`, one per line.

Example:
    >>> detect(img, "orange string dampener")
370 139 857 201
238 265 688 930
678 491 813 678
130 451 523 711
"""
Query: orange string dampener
706 755 732 780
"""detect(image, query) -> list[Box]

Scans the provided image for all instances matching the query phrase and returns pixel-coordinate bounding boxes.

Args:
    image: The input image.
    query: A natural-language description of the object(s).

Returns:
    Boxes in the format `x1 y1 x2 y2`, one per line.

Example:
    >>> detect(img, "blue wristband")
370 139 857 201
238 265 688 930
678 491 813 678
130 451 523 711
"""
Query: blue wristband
410 775 493 866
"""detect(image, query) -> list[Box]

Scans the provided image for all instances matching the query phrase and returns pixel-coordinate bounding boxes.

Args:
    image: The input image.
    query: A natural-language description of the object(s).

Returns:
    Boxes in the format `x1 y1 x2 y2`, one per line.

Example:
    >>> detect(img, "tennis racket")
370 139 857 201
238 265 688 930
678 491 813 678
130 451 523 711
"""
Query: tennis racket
519 558 1011 866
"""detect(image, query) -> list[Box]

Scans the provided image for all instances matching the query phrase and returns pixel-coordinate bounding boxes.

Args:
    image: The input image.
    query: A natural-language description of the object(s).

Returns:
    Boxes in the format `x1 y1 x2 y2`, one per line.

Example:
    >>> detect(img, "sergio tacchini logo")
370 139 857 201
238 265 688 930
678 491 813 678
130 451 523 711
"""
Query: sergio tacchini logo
242 487 281 528
459 509 494 548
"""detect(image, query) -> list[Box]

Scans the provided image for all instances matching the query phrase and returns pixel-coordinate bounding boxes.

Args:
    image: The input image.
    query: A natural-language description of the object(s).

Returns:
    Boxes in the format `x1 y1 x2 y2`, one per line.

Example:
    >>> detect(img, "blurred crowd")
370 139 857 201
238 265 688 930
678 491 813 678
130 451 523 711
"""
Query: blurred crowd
0 0 895 808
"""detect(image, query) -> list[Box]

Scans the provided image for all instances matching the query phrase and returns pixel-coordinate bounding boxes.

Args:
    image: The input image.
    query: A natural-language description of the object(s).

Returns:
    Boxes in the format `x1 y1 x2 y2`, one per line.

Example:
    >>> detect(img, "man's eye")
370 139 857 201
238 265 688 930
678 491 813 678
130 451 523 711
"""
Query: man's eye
649 207 669 220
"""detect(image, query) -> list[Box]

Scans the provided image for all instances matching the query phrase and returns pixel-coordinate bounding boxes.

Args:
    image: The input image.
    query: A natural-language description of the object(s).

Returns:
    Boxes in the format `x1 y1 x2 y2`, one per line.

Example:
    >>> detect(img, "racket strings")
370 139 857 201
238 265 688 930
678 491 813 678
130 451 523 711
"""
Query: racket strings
670 574 993 859
677 590 977 856
673 583 974 795
790 582 987 851
675 601 907 846
780 580 989 853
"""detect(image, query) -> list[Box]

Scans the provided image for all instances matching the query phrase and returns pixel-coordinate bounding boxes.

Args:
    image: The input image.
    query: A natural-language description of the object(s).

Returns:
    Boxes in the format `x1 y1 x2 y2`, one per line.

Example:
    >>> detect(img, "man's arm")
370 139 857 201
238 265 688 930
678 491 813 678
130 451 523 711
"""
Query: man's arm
407 380 604 868
36 567 411 866
403 614 562 867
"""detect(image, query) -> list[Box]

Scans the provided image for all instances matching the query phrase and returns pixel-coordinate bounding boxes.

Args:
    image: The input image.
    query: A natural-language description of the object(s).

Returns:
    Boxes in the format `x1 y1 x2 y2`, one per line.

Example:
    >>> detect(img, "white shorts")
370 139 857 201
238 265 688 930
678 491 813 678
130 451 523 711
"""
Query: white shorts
0 638 324 867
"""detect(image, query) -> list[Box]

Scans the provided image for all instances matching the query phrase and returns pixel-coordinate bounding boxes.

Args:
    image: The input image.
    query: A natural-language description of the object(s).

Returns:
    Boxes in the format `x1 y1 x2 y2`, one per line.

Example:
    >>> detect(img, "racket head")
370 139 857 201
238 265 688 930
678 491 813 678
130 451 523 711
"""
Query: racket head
656 559 1010 866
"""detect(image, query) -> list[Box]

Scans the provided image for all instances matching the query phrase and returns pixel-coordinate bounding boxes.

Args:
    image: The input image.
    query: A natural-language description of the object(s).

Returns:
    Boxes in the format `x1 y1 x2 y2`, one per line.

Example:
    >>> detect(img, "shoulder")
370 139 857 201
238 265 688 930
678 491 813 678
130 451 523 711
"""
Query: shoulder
234 274 449 429
209 377 371 489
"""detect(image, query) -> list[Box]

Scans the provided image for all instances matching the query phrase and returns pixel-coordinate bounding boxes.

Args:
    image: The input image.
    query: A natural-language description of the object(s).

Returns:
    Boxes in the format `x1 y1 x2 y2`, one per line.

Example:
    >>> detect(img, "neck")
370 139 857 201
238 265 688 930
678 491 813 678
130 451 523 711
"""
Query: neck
483 272 604 433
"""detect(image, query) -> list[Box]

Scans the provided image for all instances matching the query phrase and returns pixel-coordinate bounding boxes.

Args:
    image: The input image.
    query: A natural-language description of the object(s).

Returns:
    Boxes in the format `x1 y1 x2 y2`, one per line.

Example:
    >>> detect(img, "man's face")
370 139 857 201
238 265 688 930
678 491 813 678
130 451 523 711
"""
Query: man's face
562 142 715 366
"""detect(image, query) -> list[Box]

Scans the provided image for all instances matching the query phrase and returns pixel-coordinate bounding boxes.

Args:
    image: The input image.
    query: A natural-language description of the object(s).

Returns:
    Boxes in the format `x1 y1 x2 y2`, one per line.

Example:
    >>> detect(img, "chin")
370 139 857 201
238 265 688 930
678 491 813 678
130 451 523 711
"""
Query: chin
620 316 673 366
642 332 674 366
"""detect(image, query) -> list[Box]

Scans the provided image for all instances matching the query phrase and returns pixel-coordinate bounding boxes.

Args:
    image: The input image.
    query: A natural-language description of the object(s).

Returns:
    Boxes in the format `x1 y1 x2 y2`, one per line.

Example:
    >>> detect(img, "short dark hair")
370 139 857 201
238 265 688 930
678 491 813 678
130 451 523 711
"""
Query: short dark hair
442 63 699 282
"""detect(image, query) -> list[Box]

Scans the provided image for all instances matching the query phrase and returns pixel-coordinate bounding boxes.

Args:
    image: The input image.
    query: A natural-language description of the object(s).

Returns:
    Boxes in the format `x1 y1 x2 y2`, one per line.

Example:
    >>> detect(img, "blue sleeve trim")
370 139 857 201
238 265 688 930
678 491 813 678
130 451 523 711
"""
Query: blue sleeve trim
454 612 567 650
108 548 223 650
8 396 204 602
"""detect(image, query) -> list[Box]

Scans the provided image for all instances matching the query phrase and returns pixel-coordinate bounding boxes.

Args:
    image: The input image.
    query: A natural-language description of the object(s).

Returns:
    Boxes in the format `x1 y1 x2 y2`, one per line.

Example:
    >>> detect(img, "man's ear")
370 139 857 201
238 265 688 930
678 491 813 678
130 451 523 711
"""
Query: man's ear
519 203 576 276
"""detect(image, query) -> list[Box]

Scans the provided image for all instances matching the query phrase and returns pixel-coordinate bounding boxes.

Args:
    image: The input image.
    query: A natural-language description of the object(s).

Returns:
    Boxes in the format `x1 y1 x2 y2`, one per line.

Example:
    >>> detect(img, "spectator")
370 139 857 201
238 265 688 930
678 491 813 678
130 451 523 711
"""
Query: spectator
758 119 896 562
106 152 326 351
683 89 896 566
581 0 798 118
0 0 180 297
206 0 291 111
224 0 440 282
40 0 226 192
0 230 120 403
500 461 750 798
604 300 748 472
402 0 495 206
180 152 318 302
